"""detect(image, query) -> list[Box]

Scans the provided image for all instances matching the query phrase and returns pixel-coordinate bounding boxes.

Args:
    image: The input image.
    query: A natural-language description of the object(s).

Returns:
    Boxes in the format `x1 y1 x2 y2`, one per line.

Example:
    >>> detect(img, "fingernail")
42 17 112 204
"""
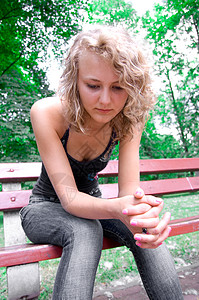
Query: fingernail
135 191 142 197
134 235 141 241
130 220 137 226
155 198 162 203
122 209 128 215
159 243 163 246
168 227 172 234
136 242 141 247
135 190 143 197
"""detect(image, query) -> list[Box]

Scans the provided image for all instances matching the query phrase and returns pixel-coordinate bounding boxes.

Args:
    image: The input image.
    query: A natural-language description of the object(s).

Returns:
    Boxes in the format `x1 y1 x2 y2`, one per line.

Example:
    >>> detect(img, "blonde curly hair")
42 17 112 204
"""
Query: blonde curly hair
58 25 155 140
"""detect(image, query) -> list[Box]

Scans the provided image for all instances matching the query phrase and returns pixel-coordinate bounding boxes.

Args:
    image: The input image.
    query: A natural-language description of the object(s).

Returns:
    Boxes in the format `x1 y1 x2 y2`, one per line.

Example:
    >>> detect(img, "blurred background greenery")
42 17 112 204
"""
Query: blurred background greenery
0 0 198 162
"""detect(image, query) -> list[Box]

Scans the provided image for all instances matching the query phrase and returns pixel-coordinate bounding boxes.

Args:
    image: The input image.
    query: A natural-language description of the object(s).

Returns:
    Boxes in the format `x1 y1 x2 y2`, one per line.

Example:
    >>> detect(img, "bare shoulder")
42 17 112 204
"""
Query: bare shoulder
31 96 62 114
31 96 68 138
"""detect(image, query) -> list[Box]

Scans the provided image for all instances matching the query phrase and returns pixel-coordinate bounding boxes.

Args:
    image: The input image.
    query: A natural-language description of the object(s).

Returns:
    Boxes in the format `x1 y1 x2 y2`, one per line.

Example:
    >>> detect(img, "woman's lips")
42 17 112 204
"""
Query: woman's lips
96 108 112 113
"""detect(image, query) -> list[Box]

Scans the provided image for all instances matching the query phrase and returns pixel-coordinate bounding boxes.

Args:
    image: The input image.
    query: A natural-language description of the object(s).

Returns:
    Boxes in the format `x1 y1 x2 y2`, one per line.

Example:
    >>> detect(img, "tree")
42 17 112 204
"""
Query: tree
0 0 87 162
142 0 199 157
86 0 139 28
0 69 52 162
86 0 185 160
0 0 86 76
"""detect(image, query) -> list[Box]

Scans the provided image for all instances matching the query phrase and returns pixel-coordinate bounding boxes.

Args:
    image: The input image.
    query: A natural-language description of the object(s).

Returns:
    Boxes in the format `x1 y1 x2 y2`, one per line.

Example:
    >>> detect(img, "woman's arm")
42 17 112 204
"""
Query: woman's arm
117 130 171 248
118 130 142 197
31 98 159 222
31 97 114 219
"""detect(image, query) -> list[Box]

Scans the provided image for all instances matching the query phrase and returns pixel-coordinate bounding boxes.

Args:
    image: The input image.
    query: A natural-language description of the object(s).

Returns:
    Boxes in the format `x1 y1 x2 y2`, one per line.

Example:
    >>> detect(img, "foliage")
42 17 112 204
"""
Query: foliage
0 70 53 162
86 0 197 160
1 0 198 161
0 0 85 76
0 0 86 162
140 115 182 159
142 0 199 157
86 0 139 28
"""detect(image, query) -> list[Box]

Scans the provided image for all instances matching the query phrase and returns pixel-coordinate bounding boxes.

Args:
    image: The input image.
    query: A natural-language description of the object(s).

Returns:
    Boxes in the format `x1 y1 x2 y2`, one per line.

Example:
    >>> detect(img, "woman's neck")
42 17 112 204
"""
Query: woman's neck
83 120 111 137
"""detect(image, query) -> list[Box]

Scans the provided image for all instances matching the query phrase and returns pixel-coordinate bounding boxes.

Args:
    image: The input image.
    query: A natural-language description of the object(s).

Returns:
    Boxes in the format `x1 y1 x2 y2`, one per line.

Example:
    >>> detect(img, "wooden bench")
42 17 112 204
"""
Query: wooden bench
0 158 199 299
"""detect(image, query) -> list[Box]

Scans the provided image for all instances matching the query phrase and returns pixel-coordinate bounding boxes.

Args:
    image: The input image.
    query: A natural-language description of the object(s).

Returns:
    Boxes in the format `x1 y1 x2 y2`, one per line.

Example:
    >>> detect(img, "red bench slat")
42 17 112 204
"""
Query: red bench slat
1 158 199 182
0 162 42 183
169 215 199 236
1 176 199 211
0 190 32 211
141 177 199 195
100 177 199 199
1 216 198 268
0 244 62 268
139 158 199 175
0 239 120 268
98 158 199 176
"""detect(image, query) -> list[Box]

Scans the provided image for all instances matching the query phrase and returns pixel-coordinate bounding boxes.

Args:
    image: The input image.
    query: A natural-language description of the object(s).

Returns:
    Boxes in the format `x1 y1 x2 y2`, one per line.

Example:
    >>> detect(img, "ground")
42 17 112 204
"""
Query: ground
93 259 199 300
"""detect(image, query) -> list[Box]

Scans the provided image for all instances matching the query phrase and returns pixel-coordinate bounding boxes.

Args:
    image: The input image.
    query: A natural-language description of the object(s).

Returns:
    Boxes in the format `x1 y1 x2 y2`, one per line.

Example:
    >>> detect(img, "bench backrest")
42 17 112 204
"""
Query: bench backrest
0 157 198 300
0 158 199 211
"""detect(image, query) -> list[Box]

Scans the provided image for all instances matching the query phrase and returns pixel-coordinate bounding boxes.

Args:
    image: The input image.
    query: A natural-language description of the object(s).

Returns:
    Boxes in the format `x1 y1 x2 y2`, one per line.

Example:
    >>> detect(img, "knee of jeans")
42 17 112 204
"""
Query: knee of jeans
64 219 103 250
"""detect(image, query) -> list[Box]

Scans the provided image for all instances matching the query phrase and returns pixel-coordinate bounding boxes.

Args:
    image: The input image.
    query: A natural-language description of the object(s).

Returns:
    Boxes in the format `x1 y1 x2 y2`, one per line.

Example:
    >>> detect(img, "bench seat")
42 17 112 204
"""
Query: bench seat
0 158 199 299
1 214 199 268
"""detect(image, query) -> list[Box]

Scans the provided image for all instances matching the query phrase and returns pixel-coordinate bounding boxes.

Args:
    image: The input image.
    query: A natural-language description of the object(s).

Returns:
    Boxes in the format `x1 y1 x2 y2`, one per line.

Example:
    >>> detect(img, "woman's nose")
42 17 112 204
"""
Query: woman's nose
99 88 111 104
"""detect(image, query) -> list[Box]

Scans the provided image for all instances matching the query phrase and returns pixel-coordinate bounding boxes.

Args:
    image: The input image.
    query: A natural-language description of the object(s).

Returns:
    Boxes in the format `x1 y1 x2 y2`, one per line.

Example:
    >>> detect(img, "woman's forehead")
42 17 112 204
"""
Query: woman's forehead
78 50 120 83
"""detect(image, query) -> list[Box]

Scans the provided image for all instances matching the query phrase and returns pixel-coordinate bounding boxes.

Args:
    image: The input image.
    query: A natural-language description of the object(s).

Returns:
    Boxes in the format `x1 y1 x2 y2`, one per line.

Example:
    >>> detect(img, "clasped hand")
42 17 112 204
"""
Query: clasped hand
119 188 171 249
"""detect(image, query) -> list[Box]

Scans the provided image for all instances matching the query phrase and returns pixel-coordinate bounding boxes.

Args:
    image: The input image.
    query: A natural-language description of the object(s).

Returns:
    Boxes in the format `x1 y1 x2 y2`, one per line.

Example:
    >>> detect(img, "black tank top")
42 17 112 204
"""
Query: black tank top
32 128 117 199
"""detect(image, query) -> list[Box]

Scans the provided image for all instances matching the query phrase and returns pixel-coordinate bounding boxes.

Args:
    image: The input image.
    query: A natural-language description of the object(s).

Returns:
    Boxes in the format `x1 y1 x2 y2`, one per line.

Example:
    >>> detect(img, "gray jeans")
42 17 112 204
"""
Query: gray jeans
20 195 183 300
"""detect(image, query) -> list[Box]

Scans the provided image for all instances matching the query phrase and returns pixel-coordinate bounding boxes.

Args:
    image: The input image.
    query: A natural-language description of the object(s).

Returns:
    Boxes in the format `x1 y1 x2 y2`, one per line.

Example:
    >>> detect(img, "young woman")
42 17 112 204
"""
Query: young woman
20 26 183 299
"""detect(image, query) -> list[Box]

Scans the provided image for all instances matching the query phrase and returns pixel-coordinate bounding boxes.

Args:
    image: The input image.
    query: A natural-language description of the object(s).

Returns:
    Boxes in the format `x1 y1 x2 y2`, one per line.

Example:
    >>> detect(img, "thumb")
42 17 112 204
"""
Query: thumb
134 187 145 199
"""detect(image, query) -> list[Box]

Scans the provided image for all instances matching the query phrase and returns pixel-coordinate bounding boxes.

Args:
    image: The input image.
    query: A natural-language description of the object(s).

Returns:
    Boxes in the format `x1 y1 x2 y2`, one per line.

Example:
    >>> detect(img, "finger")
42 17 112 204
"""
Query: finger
149 212 171 235
133 211 170 240
135 226 172 249
122 203 151 216
129 202 163 221
135 240 163 249
151 226 171 247
140 201 164 219
130 216 160 228
134 232 159 244
139 195 163 207
134 187 145 199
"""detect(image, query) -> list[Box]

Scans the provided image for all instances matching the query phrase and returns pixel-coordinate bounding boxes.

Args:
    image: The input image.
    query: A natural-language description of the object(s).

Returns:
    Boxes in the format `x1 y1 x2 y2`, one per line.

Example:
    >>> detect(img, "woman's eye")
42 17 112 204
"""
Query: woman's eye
112 86 123 91
87 84 99 89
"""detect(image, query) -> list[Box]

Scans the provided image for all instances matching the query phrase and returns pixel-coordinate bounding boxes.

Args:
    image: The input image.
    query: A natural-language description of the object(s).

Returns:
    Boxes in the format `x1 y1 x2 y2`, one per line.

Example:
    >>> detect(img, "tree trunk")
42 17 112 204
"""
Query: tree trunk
166 69 189 156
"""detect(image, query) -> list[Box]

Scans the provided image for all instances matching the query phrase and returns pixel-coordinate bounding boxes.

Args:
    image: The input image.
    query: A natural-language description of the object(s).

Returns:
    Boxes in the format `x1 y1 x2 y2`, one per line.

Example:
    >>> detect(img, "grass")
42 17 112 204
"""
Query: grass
0 192 199 299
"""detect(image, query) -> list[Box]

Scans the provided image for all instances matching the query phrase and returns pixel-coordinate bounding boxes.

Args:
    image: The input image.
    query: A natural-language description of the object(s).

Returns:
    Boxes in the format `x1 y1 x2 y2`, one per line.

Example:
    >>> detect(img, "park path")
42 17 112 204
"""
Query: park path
93 261 199 300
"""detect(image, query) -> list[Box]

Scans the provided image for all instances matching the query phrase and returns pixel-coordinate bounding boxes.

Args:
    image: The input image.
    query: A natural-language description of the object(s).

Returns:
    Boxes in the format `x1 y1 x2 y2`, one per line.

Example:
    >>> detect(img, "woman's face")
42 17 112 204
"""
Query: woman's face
77 50 128 128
